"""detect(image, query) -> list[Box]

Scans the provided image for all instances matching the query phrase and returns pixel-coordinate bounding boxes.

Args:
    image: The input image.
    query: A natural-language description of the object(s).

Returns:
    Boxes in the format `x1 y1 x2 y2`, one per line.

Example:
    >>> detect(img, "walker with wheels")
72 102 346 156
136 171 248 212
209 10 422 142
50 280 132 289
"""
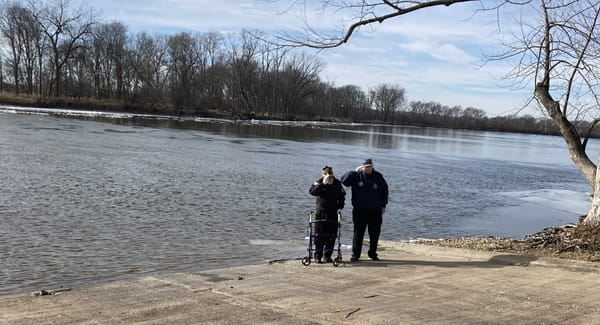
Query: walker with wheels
302 211 342 267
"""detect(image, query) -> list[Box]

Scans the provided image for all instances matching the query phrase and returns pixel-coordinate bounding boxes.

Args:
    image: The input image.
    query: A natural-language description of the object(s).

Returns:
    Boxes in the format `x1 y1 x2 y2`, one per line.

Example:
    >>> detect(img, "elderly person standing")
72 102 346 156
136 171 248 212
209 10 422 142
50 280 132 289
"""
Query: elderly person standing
341 158 389 262
309 166 346 263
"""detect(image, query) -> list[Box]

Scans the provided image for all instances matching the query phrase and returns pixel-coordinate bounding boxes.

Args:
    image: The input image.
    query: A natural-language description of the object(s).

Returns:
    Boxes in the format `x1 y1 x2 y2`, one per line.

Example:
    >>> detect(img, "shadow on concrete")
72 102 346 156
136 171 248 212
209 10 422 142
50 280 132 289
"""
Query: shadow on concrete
341 254 538 269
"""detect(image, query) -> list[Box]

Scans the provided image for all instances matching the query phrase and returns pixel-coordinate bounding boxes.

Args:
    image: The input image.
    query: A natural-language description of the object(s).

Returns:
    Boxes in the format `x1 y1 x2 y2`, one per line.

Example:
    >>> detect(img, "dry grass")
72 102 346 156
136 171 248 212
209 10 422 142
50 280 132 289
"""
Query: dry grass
0 92 243 119
0 92 129 112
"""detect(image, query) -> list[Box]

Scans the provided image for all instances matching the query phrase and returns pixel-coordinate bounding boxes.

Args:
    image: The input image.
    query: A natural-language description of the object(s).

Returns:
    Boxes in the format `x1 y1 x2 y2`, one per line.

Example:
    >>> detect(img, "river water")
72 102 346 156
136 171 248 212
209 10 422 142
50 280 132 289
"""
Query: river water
0 107 595 293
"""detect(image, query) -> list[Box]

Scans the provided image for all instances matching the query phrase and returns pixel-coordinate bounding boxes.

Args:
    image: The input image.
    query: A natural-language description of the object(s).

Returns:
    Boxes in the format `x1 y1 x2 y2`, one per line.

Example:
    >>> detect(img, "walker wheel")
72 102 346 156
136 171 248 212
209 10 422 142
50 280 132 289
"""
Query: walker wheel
302 256 311 266
333 257 341 267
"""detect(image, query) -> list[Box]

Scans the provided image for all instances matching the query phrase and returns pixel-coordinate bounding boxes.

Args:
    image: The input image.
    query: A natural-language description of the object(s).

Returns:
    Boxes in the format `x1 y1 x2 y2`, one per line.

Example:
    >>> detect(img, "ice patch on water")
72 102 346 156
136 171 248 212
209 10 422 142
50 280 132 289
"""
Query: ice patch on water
501 189 591 215
0 104 171 119
462 189 592 238
0 104 355 127
249 239 301 246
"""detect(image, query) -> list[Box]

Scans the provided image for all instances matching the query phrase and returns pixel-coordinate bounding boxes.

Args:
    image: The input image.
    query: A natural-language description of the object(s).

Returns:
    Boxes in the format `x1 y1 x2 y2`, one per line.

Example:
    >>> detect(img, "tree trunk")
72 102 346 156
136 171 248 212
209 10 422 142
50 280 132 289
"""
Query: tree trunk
54 57 61 97
584 156 600 224
535 83 597 188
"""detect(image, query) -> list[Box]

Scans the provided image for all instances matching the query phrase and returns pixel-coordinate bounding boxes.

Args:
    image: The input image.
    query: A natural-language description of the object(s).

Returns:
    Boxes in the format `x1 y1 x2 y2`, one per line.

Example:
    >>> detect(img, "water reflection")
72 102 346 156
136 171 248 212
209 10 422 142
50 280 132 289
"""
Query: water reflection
86 116 597 167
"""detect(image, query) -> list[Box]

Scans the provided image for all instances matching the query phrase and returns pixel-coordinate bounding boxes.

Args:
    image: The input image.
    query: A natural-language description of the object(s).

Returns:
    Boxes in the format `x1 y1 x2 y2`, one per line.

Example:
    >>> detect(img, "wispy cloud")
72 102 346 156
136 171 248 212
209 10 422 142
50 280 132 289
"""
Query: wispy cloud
398 41 474 64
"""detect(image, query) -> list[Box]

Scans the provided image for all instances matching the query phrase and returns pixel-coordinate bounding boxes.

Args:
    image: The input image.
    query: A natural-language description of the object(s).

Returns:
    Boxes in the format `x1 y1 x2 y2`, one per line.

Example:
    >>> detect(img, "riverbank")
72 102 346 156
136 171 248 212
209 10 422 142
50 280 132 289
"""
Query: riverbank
3 241 600 324
0 95 574 136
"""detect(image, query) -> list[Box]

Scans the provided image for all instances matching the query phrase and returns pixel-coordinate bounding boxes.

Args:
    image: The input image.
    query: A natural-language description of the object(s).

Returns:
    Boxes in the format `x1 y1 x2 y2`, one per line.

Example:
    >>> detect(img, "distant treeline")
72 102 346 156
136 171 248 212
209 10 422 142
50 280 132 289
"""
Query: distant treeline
0 0 596 137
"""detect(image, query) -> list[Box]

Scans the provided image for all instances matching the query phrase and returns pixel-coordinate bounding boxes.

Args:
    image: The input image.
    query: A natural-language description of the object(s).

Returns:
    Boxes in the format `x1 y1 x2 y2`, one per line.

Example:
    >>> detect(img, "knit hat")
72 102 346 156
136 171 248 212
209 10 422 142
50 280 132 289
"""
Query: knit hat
322 166 333 175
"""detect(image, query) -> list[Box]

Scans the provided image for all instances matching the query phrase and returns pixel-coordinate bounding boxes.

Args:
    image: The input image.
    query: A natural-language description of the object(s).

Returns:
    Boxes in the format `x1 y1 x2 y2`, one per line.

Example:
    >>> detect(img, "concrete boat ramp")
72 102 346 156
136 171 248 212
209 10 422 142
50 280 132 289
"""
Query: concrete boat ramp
2 241 600 324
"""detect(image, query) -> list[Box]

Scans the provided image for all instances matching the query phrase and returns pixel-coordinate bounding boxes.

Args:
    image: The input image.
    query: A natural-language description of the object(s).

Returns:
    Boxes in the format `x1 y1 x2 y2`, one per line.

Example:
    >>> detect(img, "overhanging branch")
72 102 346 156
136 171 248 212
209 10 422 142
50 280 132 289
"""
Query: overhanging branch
583 117 600 150
276 0 479 49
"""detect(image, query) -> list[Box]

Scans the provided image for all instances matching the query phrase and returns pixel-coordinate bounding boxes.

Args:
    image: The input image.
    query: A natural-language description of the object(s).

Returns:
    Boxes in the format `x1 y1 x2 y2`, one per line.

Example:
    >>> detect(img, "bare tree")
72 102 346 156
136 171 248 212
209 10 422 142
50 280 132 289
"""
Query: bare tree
462 107 486 119
0 1 42 95
128 32 170 110
0 2 26 93
484 1 600 223
369 83 405 122
105 21 127 100
30 0 95 97
331 84 369 119
19 5 40 95
257 43 288 117
197 31 226 110
168 32 200 114
226 31 261 116
274 53 322 118
444 105 463 118
91 21 127 99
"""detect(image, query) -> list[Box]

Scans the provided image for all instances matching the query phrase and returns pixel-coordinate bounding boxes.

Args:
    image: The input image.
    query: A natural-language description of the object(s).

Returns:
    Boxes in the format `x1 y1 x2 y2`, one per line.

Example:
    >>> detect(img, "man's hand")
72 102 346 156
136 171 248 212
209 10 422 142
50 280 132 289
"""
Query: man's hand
382 207 386 215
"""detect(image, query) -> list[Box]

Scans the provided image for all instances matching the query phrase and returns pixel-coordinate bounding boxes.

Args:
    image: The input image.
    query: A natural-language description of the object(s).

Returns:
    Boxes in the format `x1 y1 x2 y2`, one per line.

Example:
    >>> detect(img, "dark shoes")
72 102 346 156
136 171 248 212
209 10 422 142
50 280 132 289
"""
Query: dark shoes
323 257 333 263
368 254 380 261
349 254 379 262
350 252 379 261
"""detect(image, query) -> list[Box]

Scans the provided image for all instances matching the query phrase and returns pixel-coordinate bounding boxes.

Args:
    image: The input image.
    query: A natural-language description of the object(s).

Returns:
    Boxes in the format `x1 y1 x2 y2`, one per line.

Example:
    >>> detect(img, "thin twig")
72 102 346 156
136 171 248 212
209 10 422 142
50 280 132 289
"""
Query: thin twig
345 308 361 318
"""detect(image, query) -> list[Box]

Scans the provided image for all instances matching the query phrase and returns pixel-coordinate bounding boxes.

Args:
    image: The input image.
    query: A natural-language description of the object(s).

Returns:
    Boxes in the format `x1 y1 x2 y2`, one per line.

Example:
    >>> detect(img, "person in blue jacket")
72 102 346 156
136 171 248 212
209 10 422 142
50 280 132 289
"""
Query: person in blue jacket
341 158 388 262
309 166 346 263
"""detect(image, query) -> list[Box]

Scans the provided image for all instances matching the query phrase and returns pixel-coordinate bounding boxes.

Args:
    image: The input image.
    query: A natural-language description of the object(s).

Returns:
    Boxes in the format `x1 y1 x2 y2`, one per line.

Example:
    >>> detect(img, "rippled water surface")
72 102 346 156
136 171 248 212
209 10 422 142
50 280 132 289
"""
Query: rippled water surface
0 110 595 293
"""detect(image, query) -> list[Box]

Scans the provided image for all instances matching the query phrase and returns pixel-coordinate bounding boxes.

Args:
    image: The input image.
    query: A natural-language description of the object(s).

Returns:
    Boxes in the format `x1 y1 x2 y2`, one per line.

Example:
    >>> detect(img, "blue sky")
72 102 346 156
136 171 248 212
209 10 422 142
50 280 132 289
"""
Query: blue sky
92 0 537 117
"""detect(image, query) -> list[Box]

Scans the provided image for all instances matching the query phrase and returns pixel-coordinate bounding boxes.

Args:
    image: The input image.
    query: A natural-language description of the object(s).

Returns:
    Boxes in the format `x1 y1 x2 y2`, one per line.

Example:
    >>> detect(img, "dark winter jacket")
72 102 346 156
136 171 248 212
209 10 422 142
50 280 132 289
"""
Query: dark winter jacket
309 177 346 220
340 169 388 210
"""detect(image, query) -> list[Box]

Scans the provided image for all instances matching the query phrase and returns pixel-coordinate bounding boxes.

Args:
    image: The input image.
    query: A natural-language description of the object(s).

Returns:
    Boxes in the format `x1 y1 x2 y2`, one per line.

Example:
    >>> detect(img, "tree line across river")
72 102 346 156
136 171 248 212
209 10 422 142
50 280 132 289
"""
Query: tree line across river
0 0 592 137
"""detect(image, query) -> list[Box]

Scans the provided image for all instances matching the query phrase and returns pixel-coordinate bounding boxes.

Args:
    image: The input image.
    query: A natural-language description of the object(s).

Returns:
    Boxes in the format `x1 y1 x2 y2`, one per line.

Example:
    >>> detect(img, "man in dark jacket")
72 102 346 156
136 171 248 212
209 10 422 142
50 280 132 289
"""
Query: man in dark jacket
341 158 388 262
309 166 346 263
